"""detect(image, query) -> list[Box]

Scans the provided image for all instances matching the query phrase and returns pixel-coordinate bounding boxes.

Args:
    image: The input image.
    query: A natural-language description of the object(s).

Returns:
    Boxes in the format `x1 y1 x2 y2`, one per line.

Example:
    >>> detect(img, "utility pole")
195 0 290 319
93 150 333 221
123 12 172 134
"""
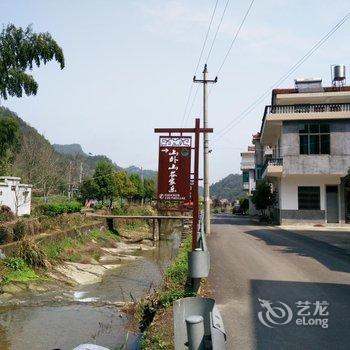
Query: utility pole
194 64 217 235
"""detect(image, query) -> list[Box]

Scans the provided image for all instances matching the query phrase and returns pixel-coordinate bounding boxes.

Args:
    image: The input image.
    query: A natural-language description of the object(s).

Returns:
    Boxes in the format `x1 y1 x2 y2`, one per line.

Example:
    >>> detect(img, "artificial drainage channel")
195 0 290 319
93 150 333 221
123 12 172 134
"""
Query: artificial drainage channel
0 227 182 350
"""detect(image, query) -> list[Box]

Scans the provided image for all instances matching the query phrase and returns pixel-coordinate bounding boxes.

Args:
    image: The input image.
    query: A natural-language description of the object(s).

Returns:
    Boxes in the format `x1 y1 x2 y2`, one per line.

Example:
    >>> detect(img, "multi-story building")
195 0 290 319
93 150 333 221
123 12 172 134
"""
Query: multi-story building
257 66 350 225
240 146 256 195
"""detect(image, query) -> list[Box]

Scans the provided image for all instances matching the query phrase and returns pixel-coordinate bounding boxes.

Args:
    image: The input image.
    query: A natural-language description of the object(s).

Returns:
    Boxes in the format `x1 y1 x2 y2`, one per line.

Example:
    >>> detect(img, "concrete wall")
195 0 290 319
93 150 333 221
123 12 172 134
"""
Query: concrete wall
0 177 32 216
281 120 350 176
279 175 340 225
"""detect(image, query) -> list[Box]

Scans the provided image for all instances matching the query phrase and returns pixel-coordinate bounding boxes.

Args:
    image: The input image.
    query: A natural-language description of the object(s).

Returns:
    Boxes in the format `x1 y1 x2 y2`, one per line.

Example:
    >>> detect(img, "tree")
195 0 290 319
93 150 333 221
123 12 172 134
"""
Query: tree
251 181 277 217
143 178 155 202
129 174 144 203
79 177 99 203
239 197 249 215
93 161 117 207
114 171 136 205
0 117 20 175
0 24 64 100
13 129 65 199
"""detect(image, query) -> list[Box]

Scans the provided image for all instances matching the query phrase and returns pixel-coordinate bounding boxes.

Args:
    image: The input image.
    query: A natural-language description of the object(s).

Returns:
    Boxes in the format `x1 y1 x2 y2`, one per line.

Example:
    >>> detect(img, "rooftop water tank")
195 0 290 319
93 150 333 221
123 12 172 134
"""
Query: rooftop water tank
333 65 346 81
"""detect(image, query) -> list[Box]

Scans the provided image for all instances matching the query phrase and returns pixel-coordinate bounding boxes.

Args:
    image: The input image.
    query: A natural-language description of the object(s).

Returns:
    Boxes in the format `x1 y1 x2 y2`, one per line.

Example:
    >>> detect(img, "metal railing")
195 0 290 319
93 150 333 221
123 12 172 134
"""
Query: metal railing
261 157 283 176
173 213 226 349
265 103 350 115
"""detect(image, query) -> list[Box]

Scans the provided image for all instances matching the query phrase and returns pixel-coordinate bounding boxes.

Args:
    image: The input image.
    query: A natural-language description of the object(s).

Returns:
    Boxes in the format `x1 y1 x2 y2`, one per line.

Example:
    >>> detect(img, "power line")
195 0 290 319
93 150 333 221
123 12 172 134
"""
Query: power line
192 0 254 123
205 0 231 65
215 0 255 77
181 0 220 127
213 12 350 142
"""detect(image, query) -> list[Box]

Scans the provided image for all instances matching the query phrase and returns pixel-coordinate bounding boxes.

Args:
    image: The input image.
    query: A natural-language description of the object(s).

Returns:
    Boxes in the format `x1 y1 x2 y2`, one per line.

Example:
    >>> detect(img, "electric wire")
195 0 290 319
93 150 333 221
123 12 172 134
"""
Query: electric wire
180 0 220 127
213 12 350 143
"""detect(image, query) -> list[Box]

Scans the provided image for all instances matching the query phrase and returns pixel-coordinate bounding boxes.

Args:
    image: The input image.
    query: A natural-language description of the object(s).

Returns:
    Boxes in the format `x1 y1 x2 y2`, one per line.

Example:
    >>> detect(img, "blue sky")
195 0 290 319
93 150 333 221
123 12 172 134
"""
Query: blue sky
2 0 350 182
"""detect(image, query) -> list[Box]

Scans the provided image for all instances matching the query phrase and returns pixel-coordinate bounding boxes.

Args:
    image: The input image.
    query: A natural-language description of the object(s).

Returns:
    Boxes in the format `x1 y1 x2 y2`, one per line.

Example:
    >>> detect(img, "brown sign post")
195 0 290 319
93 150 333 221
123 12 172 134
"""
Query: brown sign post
155 118 213 250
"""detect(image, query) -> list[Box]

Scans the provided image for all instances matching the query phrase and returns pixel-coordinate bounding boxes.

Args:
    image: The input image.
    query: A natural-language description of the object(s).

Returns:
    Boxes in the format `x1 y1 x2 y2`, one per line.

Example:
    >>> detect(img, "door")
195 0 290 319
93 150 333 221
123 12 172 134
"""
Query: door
326 186 339 223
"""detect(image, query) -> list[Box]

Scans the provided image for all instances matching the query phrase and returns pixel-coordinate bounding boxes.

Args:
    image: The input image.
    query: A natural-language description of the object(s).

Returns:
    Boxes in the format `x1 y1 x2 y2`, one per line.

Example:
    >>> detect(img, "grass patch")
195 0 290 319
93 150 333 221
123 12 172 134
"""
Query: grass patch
136 235 193 349
42 229 120 263
1 257 38 285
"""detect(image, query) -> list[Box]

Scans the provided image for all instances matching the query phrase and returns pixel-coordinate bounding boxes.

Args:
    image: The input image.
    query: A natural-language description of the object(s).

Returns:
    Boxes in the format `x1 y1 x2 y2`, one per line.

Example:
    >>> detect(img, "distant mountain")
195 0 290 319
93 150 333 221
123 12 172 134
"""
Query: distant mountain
53 144 156 179
124 165 157 179
53 143 85 156
210 174 243 202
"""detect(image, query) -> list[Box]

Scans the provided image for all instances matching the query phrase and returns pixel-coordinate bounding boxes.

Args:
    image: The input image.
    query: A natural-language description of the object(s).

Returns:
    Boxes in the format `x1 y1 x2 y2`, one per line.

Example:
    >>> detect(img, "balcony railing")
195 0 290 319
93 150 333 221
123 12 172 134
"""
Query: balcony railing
261 158 283 176
264 103 350 116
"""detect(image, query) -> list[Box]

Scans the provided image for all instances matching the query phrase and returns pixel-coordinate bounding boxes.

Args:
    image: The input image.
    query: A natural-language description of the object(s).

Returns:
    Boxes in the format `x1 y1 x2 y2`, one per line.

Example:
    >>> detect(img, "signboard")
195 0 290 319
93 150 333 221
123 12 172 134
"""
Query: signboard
157 136 191 201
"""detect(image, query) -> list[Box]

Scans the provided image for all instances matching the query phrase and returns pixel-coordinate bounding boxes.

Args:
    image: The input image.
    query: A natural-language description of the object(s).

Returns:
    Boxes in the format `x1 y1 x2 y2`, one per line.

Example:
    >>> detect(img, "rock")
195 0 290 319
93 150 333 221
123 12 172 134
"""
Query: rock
99 254 139 263
27 283 49 292
1 284 25 294
101 243 139 255
139 244 156 251
55 263 105 285
0 292 13 301
102 264 121 270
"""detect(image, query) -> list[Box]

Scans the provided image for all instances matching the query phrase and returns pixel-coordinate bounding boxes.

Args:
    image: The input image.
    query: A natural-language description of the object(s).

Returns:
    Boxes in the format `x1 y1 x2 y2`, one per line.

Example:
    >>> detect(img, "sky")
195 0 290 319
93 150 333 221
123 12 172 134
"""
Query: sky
2 0 350 183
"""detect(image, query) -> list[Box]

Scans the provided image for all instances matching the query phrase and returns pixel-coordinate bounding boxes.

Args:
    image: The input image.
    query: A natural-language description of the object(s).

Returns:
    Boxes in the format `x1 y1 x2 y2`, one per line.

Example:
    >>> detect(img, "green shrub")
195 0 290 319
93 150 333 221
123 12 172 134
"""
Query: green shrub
13 221 26 241
16 237 47 268
0 205 14 222
4 257 26 270
38 201 82 217
0 225 10 244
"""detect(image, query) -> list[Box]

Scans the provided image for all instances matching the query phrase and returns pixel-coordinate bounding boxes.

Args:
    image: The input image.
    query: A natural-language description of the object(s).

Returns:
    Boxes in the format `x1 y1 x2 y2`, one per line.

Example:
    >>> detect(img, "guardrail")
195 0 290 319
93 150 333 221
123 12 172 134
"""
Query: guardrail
173 214 226 349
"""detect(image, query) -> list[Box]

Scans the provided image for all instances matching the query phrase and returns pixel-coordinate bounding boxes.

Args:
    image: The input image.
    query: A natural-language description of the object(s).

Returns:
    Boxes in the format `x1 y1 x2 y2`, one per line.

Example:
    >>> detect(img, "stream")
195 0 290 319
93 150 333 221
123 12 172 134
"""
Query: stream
0 227 182 350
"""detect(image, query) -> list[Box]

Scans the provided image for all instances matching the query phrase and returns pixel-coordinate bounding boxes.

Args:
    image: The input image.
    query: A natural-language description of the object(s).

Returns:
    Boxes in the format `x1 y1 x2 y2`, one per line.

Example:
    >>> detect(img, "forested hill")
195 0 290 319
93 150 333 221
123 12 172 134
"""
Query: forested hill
210 174 243 202
0 106 156 195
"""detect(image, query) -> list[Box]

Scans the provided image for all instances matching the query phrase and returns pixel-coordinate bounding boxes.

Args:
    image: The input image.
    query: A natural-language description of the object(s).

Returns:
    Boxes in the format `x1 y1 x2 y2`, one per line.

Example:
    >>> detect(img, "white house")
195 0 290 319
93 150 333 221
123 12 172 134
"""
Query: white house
0 177 32 216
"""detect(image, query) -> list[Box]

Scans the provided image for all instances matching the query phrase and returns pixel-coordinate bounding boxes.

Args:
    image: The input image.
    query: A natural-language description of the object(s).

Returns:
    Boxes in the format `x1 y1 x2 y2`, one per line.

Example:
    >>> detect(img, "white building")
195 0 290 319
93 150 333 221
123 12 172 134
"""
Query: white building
240 146 256 194
258 70 350 225
0 177 32 216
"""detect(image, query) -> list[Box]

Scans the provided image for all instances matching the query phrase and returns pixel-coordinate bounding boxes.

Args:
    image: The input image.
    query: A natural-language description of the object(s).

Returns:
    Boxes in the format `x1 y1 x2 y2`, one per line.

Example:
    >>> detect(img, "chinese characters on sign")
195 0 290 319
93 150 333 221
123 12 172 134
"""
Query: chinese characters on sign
157 137 191 201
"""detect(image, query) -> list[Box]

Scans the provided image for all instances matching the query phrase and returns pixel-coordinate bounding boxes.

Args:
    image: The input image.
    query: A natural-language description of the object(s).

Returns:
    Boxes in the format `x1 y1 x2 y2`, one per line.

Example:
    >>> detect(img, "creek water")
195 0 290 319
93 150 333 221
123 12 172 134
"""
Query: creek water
0 227 182 350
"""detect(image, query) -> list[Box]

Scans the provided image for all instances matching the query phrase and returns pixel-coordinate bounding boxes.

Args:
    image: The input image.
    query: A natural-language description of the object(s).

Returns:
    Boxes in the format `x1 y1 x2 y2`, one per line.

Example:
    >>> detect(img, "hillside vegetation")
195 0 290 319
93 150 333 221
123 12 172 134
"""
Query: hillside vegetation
210 174 243 202
0 106 156 196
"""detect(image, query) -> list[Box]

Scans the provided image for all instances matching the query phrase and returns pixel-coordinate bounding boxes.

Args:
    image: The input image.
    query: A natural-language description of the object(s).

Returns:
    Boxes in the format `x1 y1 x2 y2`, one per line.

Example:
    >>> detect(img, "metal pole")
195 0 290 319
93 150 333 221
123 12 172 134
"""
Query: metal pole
186 315 205 350
193 65 216 236
192 118 200 251
203 64 210 235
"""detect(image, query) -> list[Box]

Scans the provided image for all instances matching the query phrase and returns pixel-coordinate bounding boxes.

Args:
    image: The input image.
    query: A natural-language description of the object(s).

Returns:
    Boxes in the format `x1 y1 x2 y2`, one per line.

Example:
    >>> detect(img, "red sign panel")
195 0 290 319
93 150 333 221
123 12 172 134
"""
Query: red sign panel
157 136 191 201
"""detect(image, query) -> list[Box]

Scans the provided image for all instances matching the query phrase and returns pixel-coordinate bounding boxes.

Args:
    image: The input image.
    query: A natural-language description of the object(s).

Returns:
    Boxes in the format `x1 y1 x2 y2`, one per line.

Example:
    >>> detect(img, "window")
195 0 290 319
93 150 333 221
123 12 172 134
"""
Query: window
298 186 320 210
256 165 263 180
242 171 249 183
299 123 330 155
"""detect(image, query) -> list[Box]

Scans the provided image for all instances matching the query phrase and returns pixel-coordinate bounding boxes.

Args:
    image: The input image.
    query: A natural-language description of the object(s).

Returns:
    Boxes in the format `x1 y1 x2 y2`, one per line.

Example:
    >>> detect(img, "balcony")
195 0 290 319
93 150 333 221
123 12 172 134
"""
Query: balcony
265 103 350 115
261 158 283 178
243 182 250 190
261 103 350 145
240 161 255 170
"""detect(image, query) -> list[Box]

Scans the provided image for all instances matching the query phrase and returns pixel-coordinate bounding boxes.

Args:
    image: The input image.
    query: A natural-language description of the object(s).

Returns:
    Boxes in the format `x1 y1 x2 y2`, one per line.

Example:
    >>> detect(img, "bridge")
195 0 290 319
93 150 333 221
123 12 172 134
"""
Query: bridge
85 213 192 241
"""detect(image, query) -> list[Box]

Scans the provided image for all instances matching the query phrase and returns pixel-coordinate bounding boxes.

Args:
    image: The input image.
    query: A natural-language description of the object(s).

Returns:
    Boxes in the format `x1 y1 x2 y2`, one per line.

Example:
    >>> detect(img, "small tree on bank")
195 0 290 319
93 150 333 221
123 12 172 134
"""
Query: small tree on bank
251 181 276 217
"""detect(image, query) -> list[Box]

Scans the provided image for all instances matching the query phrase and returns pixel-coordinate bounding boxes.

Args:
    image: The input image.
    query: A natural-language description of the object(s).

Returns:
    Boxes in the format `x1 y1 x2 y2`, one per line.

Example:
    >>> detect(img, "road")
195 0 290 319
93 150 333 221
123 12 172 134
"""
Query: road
207 214 350 350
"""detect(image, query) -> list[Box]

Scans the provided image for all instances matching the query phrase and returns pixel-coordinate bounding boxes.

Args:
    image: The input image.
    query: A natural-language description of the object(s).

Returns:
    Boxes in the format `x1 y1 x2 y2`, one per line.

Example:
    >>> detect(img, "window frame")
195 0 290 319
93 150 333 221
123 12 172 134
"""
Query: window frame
242 171 250 183
298 186 321 210
299 123 330 155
